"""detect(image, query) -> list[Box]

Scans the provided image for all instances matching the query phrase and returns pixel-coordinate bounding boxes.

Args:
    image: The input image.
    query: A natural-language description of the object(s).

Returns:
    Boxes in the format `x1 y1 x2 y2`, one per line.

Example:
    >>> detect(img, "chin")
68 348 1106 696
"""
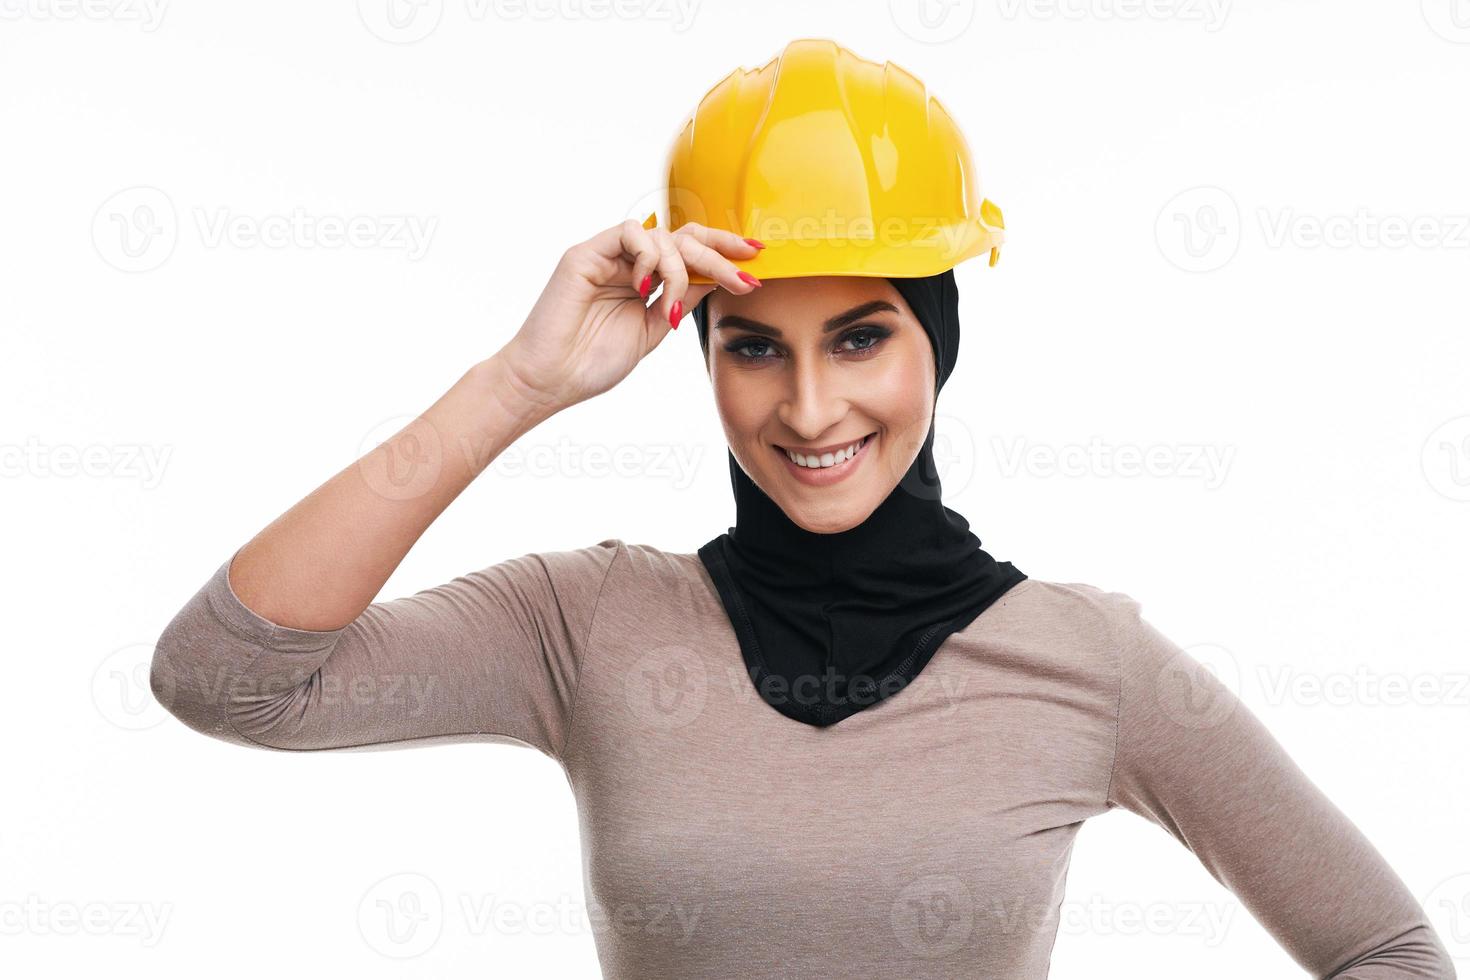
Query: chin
733 440 898 534
769 486 879 535
789 512 867 535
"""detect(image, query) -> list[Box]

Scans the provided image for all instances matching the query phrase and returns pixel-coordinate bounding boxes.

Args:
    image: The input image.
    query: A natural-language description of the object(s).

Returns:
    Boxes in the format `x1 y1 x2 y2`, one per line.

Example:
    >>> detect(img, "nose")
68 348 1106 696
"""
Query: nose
775 354 849 441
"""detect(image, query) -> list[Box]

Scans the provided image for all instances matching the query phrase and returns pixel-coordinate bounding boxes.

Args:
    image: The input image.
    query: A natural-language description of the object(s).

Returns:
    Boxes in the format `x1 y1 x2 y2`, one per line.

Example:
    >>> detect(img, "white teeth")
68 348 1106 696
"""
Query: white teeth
785 435 867 468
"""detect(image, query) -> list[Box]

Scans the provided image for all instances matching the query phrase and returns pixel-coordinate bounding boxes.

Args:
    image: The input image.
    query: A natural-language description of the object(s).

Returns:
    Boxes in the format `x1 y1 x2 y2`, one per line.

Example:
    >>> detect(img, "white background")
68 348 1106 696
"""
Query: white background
4 0 1468 976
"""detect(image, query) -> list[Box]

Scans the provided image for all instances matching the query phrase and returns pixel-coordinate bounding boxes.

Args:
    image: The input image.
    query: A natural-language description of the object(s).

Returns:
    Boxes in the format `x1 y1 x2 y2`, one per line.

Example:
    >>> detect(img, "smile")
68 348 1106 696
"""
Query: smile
774 433 875 486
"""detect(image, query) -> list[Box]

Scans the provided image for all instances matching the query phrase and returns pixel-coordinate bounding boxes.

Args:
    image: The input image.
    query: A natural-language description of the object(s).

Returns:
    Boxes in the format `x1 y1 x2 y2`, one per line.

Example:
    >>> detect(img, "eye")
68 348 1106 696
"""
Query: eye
722 325 892 362
837 325 891 354
725 336 780 361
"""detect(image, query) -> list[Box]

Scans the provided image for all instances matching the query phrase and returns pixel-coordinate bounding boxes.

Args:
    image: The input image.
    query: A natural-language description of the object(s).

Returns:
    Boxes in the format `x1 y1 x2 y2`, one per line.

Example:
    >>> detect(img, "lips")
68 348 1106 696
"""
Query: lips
778 433 873 469
769 432 877 488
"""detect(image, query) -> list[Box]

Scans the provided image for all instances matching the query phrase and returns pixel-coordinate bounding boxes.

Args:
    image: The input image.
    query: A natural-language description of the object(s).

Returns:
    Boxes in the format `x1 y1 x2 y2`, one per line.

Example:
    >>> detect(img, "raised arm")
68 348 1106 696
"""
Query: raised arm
150 220 760 755
1103 593 1456 978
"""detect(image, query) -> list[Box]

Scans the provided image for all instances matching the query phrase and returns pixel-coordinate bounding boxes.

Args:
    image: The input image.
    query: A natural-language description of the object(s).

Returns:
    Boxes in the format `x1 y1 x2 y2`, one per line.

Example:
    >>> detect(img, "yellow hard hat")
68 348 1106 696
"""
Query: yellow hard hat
644 38 1004 285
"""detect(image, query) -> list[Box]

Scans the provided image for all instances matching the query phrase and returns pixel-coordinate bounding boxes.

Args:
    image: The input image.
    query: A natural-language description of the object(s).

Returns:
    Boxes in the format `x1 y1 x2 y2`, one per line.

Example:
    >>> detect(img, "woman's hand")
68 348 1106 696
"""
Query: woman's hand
498 220 763 413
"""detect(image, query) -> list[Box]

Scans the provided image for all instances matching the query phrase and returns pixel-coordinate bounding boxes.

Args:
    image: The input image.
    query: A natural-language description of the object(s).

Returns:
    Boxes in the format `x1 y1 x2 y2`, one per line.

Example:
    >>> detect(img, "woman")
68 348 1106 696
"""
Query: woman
150 39 1455 977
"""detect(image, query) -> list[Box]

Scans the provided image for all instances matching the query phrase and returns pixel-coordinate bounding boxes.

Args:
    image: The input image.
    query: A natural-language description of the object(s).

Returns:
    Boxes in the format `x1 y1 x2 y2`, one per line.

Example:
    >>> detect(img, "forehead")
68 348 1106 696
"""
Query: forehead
708 275 916 330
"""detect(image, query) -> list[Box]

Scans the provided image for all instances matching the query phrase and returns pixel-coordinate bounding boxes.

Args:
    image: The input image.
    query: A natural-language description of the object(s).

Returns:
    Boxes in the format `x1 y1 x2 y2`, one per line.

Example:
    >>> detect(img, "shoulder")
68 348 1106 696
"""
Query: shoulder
529 538 706 595
1013 580 1223 744
1018 580 1215 724
496 538 621 581
526 539 714 648
1002 578 1192 690
1005 577 1150 644
464 540 626 612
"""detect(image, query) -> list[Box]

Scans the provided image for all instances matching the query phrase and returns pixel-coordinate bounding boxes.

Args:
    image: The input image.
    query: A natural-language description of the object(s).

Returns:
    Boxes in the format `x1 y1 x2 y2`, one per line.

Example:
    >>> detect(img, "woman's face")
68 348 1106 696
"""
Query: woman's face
705 275 936 534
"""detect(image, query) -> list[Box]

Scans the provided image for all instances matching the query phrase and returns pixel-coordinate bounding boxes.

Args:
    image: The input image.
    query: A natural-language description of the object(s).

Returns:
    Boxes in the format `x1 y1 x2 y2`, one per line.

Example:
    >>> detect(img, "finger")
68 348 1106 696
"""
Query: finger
648 227 690 330
648 283 717 344
673 221 764 263
673 223 763 294
616 219 663 301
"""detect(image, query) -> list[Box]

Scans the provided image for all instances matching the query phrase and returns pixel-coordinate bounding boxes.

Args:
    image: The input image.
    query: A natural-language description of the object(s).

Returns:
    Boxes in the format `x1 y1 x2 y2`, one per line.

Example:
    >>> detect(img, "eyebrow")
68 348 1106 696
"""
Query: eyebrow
712 300 900 339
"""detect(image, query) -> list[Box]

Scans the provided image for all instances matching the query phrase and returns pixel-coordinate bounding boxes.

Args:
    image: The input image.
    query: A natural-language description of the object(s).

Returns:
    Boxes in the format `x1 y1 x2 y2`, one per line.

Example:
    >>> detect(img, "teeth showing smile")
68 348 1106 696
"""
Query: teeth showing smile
784 434 869 469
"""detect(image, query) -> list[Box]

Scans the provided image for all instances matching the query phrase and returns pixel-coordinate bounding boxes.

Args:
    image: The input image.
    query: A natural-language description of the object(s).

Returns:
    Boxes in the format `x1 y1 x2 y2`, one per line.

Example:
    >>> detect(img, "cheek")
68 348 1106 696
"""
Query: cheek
862 347 933 433
711 364 768 440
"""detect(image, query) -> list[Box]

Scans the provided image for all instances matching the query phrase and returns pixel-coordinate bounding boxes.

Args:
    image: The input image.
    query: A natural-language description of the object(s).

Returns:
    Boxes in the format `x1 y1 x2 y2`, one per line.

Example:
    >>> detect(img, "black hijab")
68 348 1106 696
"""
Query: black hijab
691 269 1027 728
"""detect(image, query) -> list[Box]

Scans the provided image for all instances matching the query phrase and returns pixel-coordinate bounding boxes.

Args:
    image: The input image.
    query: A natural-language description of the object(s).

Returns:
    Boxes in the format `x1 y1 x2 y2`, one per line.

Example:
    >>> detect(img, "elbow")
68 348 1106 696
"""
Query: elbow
1323 921 1459 979
150 603 332 752
1389 921 1458 979
149 607 260 750
1415 928 1460 980
149 616 225 744
150 559 338 752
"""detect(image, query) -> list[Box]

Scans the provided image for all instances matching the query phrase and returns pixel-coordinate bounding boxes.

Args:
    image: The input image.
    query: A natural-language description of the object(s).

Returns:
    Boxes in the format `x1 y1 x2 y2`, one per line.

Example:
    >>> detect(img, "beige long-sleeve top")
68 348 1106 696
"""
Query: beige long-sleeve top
150 538 1456 978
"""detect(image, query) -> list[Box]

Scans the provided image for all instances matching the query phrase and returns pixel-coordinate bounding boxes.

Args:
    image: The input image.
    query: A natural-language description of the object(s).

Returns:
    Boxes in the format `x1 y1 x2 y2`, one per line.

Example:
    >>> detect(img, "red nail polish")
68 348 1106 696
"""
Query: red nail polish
639 274 652 300
743 238 766 249
737 271 762 287
669 299 682 328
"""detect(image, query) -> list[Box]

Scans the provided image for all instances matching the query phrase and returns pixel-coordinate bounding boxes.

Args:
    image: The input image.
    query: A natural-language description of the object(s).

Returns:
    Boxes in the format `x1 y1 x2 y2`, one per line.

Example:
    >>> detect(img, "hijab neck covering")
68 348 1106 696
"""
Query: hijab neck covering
691 269 1027 728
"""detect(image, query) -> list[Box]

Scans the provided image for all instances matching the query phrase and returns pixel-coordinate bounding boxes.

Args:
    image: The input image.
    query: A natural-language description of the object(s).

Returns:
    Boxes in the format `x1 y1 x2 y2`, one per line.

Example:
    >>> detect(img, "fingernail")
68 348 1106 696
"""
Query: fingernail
743 238 766 249
737 271 762 287
639 274 652 300
669 299 682 329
